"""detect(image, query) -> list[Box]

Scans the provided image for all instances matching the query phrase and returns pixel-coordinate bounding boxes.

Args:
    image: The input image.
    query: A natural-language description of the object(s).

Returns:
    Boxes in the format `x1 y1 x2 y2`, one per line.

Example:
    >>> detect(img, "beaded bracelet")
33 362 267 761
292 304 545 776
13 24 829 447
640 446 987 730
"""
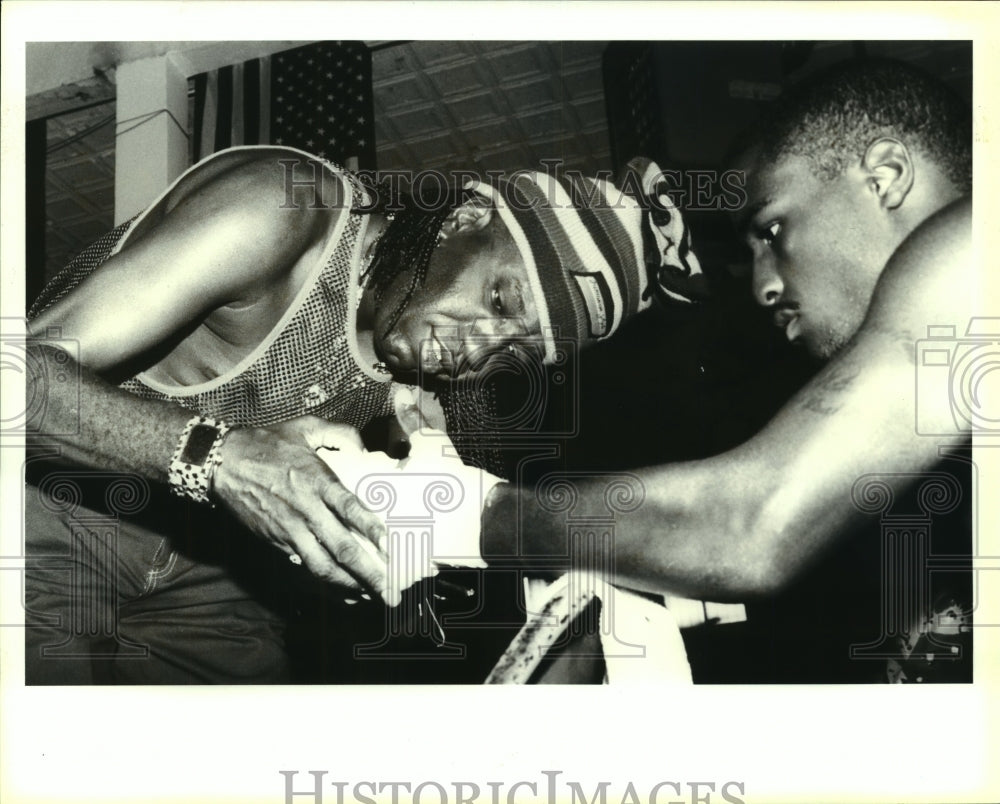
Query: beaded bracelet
167 415 231 505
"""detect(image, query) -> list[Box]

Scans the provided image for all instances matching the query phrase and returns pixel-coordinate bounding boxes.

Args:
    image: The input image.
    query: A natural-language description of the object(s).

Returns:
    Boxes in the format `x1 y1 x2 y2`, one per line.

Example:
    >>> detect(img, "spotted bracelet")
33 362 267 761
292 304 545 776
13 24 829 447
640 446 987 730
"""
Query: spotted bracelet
167 415 231 505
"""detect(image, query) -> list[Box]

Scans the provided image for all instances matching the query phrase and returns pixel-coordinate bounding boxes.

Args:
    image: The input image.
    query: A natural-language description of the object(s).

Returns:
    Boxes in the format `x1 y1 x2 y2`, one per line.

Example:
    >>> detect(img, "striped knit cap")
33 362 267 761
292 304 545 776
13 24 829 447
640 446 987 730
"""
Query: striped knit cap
467 167 702 363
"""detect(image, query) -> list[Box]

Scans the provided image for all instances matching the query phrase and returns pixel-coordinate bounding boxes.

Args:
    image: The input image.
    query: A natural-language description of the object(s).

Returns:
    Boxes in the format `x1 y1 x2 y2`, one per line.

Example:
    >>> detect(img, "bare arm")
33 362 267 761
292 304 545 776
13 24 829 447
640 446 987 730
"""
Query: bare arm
27 153 395 602
482 198 973 599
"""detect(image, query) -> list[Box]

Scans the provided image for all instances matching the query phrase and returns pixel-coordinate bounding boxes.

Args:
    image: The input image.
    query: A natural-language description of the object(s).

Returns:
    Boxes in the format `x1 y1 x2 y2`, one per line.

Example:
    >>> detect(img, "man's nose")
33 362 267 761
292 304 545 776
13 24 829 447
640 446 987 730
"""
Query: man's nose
751 255 784 307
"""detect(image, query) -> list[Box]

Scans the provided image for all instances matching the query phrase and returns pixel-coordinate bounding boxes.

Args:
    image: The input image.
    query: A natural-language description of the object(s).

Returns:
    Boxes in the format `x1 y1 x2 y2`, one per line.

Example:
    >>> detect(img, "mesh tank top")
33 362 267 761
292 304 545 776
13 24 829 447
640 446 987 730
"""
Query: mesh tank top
29 157 394 432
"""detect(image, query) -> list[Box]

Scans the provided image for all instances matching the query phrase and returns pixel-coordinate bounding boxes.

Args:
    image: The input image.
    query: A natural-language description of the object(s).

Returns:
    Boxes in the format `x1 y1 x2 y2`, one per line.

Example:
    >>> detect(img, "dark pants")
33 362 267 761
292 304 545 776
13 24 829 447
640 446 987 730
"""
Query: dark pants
24 474 291 685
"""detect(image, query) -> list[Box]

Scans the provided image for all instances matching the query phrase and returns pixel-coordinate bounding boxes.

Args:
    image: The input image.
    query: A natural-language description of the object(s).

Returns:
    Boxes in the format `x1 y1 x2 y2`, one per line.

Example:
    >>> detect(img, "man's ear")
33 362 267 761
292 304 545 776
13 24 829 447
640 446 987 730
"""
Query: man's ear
862 137 914 210
438 199 494 241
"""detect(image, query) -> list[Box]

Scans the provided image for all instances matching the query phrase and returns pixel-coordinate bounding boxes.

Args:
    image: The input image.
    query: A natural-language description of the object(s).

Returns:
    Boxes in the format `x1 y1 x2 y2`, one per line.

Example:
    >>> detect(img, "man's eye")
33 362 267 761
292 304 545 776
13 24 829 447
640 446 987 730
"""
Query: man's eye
758 221 781 245
490 286 503 313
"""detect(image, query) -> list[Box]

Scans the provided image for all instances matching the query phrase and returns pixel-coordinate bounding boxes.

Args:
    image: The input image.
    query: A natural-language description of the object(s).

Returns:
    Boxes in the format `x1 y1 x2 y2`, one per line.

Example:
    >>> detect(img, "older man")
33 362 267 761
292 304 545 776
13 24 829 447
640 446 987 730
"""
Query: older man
25 144 695 683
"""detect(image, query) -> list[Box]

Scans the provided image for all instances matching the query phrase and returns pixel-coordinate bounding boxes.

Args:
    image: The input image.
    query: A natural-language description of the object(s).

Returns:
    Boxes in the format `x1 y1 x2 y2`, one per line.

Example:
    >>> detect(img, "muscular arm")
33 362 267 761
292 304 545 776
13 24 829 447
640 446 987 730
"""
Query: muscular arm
482 198 973 599
27 153 394 600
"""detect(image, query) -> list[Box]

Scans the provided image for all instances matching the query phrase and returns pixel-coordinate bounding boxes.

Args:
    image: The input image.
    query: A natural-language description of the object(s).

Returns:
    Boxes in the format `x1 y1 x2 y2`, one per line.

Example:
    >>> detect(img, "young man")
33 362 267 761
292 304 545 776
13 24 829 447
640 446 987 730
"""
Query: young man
25 145 695 682
386 59 976 682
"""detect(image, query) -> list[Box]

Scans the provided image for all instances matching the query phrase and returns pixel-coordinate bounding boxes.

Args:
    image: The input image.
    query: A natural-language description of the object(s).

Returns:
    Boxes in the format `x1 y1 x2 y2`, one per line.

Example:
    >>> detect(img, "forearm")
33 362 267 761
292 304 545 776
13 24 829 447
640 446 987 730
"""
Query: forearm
27 342 395 599
480 457 773 600
481 342 965 601
26 342 193 482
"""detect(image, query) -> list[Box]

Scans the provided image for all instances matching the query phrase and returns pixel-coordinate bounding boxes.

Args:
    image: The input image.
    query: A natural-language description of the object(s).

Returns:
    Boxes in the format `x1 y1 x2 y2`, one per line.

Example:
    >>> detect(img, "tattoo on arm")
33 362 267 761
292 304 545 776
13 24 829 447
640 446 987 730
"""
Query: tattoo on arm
869 323 917 365
798 365 860 416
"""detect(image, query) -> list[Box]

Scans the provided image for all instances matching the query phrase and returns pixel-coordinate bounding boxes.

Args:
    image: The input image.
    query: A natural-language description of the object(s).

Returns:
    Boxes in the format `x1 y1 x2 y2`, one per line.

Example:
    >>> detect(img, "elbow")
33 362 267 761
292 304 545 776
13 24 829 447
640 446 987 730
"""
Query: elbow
725 508 805 598
736 549 798 598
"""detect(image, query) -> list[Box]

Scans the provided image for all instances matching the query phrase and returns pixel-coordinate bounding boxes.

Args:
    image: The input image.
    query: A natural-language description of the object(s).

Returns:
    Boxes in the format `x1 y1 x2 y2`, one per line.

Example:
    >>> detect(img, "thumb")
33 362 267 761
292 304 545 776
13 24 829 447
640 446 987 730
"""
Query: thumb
393 385 432 438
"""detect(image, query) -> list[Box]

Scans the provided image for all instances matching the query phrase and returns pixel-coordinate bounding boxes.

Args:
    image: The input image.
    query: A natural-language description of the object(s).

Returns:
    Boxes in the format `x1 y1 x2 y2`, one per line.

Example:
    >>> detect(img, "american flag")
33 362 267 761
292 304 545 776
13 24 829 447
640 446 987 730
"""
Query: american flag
191 41 376 171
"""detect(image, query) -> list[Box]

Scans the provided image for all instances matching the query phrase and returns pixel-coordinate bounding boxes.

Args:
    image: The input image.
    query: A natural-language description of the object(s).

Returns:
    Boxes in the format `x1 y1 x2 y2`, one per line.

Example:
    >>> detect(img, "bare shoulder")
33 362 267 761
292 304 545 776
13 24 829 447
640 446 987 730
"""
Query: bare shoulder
864 197 972 337
121 148 351 292
161 147 348 217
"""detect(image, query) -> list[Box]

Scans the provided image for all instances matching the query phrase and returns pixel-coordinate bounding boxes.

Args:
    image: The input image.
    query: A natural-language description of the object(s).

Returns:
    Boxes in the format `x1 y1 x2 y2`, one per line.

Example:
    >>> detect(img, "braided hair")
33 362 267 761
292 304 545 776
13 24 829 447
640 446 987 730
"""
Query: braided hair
360 178 468 340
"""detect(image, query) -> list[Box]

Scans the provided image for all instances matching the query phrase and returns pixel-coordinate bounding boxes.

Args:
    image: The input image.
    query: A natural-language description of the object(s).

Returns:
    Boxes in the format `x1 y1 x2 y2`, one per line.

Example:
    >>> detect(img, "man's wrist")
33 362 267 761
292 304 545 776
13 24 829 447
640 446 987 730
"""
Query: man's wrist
167 415 231 505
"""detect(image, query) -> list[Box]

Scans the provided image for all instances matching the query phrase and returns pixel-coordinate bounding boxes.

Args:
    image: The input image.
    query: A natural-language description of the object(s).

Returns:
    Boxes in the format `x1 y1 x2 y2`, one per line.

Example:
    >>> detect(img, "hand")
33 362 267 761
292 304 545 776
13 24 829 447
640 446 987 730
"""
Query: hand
212 415 400 605
316 443 439 597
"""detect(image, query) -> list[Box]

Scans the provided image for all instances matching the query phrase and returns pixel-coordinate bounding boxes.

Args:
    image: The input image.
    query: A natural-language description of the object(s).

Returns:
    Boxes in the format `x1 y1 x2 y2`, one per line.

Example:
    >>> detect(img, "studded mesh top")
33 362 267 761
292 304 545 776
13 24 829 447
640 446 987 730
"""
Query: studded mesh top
29 149 394 432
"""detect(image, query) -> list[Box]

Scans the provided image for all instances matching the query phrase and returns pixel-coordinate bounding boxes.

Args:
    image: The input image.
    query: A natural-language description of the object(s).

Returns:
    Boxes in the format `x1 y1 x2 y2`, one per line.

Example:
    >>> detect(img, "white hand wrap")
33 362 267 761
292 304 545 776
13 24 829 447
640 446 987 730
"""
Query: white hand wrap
317 431 504 594
398 428 507 569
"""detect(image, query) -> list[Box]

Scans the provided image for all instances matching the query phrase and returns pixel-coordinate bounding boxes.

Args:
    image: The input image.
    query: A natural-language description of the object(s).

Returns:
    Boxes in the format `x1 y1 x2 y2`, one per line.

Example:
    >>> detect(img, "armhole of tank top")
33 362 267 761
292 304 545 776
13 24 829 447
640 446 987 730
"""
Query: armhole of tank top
346 215 392 384
127 148 354 396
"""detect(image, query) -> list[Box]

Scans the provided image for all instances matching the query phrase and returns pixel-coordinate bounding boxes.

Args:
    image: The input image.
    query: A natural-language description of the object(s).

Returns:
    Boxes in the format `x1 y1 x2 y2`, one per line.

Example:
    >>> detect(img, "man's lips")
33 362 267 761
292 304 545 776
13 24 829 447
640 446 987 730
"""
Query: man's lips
773 305 801 341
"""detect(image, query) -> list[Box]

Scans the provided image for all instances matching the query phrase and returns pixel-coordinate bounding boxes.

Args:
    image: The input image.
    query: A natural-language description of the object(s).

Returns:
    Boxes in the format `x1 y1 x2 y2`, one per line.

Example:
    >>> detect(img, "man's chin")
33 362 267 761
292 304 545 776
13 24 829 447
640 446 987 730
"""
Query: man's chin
801 331 848 363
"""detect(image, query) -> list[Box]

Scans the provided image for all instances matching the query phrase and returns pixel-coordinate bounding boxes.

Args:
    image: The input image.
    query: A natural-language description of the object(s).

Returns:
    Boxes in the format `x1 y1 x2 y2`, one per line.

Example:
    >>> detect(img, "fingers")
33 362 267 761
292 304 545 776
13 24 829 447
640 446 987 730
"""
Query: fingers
315 448 392 546
283 527 364 592
393 385 430 437
220 418 401 602
319 481 396 604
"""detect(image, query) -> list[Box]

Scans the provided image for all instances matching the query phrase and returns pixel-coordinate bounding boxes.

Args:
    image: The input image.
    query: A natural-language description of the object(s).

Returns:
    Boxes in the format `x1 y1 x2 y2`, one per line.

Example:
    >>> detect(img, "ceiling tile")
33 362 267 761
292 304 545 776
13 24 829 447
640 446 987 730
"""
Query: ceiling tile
504 80 560 109
486 47 545 83
448 93 503 126
425 63 490 97
384 105 449 138
374 76 430 109
409 41 471 67
373 41 611 180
